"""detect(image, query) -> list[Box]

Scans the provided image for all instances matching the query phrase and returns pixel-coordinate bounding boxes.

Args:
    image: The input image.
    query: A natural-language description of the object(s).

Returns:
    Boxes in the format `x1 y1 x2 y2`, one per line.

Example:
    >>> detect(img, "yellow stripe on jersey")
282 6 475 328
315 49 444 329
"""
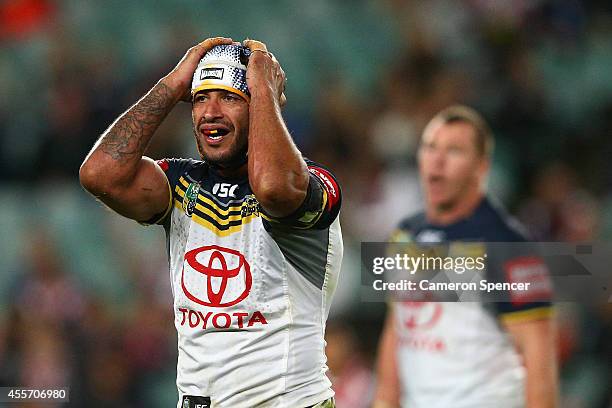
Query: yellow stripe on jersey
175 174 330 231
261 186 328 229
176 186 242 226
198 193 243 217
179 176 189 188
172 199 258 237
175 185 243 222
194 202 244 224
176 178 243 217
500 306 553 325
306 187 328 225
173 177 259 236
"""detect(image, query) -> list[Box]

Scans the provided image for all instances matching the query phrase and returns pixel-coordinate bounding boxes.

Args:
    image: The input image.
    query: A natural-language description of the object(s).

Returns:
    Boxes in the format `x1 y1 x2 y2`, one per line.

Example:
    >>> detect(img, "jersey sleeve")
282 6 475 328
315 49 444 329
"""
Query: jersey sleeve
262 162 341 230
140 158 196 226
489 251 554 324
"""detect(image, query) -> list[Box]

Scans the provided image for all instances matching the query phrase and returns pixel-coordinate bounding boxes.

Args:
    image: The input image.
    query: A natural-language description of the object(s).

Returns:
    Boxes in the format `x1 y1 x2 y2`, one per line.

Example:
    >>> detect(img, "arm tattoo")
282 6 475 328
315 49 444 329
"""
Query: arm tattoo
99 82 176 162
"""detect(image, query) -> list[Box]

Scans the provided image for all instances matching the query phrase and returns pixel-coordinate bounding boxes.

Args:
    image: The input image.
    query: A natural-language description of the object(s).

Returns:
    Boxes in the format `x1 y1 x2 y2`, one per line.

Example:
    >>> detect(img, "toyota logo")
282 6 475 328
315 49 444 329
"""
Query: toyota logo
400 302 443 330
181 245 252 307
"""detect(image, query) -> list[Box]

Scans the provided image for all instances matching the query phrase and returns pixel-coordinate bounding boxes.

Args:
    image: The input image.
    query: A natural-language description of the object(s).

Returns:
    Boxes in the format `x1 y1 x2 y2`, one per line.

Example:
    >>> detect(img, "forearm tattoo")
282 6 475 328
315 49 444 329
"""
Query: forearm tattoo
99 82 176 162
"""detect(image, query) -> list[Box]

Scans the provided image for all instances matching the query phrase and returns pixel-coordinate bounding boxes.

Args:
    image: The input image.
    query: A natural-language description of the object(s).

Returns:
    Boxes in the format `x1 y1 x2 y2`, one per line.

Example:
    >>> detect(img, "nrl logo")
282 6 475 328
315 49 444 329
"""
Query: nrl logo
183 182 200 217
183 397 190 408
241 194 260 217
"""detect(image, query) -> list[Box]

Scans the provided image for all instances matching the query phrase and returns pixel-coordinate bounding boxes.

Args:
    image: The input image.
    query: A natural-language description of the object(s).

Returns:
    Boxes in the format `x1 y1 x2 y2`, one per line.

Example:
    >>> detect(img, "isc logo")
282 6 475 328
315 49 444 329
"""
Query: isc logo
212 183 238 198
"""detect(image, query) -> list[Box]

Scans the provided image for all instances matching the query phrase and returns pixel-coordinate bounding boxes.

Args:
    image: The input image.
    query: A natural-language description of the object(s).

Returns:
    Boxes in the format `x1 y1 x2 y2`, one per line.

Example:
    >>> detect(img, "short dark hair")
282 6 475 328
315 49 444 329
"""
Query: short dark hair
431 105 494 158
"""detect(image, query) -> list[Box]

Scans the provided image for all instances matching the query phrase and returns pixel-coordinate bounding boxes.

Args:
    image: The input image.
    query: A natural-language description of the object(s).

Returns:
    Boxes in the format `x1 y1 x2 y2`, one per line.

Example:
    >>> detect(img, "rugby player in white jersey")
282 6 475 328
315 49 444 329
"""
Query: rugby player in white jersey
80 37 342 408
372 106 557 408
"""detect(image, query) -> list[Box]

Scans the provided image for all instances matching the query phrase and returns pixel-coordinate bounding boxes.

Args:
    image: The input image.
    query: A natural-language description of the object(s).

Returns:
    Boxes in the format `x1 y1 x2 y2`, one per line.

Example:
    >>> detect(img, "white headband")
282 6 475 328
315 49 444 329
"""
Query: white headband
191 44 250 101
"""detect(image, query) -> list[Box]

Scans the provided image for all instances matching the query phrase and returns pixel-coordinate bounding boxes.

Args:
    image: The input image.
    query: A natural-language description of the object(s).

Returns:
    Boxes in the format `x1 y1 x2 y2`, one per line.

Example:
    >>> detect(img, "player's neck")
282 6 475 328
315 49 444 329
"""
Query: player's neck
426 190 485 226
212 163 248 180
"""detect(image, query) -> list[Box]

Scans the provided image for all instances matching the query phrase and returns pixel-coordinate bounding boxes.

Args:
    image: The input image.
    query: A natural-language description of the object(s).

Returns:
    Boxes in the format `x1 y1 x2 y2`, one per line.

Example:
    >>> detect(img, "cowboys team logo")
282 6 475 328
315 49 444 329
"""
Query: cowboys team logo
241 194 260 217
183 182 200 216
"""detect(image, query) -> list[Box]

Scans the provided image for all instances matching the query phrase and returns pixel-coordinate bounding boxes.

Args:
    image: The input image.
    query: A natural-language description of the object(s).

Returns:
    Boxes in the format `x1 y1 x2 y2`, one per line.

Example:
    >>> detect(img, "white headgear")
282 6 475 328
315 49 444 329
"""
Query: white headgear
191 44 250 101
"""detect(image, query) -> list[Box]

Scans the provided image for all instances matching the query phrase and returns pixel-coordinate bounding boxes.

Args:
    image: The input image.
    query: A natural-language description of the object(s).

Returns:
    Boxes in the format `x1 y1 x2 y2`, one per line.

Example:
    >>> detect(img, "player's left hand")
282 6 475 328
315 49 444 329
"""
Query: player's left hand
243 39 287 107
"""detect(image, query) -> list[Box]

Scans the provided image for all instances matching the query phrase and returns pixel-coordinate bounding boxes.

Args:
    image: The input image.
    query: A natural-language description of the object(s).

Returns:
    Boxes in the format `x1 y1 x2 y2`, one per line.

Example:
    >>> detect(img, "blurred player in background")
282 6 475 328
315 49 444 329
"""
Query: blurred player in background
79 37 342 408
373 106 557 408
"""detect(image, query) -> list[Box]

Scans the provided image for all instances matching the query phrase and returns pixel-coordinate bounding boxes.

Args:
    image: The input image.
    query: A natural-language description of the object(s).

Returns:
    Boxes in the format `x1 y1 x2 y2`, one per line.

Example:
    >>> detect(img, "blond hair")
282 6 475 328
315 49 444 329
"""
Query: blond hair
430 105 494 158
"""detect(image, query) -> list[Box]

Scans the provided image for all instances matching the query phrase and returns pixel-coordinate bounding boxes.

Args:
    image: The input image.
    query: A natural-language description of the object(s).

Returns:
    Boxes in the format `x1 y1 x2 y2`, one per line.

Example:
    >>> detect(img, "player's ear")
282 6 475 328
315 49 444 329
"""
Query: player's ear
478 156 490 176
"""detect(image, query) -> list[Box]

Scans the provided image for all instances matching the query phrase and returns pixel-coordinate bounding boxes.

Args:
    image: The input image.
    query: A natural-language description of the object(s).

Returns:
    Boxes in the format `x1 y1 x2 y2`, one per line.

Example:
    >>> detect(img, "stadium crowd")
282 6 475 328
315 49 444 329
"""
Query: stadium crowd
1 0 612 406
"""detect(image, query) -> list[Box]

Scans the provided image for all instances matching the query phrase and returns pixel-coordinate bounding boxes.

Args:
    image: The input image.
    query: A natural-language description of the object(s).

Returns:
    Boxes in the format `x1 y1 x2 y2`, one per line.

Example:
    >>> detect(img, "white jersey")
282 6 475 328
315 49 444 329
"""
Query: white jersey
391 199 553 408
151 158 343 408
394 301 526 408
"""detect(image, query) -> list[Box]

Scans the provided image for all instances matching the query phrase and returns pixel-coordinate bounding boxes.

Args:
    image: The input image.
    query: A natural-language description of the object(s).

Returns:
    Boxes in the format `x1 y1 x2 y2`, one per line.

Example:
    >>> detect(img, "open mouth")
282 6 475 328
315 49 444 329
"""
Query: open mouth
203 128 229 140
428 175 444 184
203 129 229 139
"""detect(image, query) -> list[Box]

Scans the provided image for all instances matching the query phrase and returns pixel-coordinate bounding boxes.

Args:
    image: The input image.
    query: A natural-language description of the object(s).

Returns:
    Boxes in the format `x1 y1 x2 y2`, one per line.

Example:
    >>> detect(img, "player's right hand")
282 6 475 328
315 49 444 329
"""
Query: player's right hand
163 37 234 102
243 39 287 107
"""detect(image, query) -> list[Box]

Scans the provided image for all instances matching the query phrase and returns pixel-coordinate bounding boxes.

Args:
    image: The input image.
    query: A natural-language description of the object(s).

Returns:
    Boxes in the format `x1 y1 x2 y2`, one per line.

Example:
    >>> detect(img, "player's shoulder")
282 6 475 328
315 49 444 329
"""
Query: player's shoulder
480 197 531 242
391 212 427 242
157 157 207 183
397 211 427 232
157 157 204 173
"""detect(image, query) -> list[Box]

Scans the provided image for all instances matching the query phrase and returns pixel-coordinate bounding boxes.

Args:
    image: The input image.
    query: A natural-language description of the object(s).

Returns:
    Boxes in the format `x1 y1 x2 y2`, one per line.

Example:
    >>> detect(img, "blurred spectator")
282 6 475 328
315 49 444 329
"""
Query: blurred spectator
325 321 374 408
517 162 601 241
2 230 84 406
19 323 70 392
84 336 134 407
0 0 55 40
12 230 85 325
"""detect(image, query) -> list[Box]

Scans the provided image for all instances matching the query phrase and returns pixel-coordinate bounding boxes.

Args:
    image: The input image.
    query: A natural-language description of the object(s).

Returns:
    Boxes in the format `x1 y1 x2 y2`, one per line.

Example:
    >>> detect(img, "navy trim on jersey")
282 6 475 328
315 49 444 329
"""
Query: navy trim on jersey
394 197 552 319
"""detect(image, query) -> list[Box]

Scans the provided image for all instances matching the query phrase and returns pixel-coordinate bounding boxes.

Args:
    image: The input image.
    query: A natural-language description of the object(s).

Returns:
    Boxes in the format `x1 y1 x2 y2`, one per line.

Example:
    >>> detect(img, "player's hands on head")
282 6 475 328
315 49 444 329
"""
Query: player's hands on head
243 39 287 107
164 37 234 102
